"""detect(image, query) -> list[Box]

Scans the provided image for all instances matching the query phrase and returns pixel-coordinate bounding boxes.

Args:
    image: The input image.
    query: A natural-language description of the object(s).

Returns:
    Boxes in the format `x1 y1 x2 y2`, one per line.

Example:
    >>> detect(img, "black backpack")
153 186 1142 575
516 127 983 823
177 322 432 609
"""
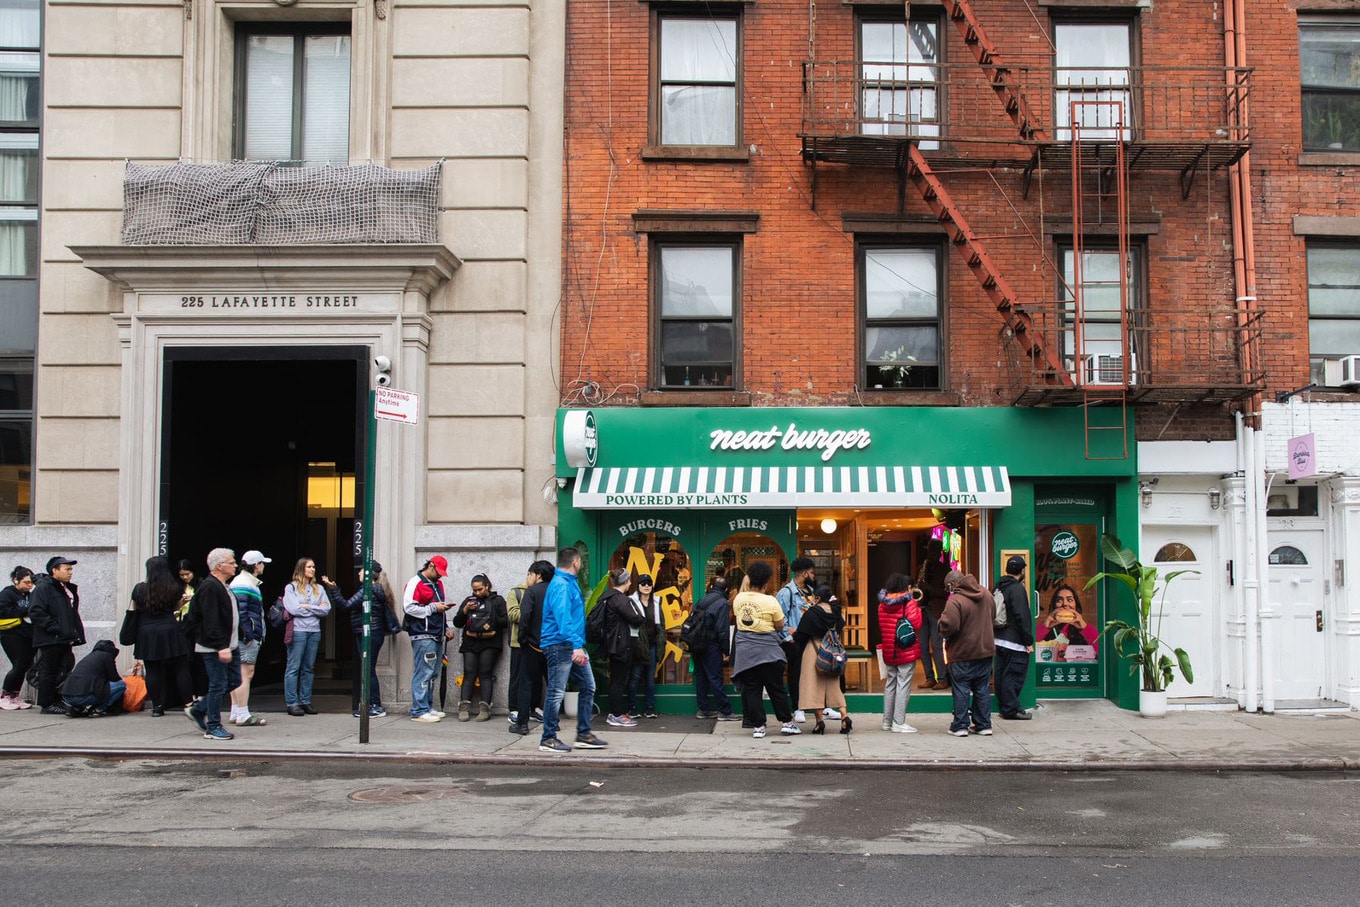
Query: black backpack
585 595 609 645
679 603 717 654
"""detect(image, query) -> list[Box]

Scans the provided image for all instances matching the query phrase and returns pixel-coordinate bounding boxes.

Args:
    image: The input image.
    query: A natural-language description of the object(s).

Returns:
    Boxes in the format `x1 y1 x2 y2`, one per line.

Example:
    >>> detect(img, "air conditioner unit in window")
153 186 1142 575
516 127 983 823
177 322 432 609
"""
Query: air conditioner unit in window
1082 353 1137 387
1339 355 1360 388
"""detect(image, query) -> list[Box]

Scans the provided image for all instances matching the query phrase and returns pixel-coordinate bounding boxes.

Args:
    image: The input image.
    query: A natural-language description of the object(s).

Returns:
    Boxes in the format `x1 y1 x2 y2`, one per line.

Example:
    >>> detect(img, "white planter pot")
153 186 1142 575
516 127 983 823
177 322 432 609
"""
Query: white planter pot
562 690 579 718
1139 689 1168 718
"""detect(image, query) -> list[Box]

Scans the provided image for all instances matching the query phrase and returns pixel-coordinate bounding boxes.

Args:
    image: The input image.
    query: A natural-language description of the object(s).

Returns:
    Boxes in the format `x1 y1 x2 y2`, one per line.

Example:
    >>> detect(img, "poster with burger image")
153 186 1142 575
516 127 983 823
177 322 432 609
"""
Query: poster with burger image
1033 524 1102 687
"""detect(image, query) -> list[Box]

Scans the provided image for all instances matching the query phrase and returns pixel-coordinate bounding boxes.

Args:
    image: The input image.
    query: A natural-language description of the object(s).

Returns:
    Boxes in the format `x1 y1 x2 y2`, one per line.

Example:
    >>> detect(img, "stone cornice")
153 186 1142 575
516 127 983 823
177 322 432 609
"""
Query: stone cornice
70 244 461 297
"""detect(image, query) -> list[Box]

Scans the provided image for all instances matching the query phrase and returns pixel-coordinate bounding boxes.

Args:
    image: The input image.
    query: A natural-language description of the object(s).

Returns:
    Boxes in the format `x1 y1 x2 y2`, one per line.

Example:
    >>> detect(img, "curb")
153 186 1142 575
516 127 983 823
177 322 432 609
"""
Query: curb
0 745 1354 773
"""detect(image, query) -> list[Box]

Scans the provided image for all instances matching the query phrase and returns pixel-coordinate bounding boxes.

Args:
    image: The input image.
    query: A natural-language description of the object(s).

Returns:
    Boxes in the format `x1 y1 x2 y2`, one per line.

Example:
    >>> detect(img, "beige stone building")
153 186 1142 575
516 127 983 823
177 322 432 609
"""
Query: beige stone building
0 0 563 707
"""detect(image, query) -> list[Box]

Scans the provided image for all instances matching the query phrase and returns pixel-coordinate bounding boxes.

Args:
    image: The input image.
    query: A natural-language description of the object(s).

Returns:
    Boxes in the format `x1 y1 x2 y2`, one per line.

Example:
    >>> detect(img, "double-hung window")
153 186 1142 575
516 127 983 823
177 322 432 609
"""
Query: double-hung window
0 0 38 523
1307 245 1360 385
235 24 351 163
1059 244 1141 386
654 242 738 388
655 13 739 146
860 246 942 390
1054 21 1132 142
858 16 940 150
1300 19 1360 152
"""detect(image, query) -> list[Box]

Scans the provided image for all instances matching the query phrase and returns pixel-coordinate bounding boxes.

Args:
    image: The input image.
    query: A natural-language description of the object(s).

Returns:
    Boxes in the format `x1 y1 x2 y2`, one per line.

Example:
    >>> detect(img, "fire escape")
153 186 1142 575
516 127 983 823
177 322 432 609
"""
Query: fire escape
800 0 1261 458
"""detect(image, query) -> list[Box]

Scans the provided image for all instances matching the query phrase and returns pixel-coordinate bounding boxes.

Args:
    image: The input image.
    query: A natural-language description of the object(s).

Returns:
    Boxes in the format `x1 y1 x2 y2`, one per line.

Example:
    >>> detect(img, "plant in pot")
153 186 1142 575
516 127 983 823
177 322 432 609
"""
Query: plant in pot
1084 534 1195 718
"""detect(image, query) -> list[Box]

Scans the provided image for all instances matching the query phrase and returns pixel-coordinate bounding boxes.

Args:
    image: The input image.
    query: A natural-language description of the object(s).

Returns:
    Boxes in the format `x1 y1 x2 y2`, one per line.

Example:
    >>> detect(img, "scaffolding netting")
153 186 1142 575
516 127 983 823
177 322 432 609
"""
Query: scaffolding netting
120 161 441 245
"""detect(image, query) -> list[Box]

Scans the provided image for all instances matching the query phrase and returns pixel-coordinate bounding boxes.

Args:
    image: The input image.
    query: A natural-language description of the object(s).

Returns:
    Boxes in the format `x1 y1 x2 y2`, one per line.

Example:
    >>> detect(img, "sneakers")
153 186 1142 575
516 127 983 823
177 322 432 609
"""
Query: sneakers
715 712 741 722
508 710 520 724
352 709 362 718
0 693 20 711
891 723 919 734
184 705 207 732
508 722 530 736
752 725 767 738
40 704 69 716
204 726 235 740
780 722 802 736
948 728 969 737
970 726 994 736
606 714 638 727
574 731 608 749
823 708 842 719
431 710 447 719
369 705 387 718
882 720 893 732
66 705 90 718
411 712 442 723
695 710 718 719
644 711 659 719
793 710 807 723
539 737 571 753
529 709 544 724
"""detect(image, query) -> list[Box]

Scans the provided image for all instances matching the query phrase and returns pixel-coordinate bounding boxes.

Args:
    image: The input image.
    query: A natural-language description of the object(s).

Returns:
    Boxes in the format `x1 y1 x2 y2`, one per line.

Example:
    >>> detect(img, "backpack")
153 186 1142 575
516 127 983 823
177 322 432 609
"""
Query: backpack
993 588 1009 629
814 629 848 676
679 604 717 654
267 596 290 630
463 598 495 636
585 595 609 645
894 615 917 649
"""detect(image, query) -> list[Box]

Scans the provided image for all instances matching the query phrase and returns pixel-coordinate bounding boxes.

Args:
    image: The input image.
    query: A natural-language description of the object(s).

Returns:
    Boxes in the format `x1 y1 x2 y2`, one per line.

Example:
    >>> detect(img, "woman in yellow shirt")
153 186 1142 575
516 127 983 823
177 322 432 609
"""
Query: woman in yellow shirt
730 561 801 739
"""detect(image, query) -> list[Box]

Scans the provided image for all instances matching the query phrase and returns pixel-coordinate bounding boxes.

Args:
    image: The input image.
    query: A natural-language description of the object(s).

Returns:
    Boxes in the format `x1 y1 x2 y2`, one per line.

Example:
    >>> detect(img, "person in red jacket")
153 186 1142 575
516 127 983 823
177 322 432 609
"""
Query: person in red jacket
876 574 924 733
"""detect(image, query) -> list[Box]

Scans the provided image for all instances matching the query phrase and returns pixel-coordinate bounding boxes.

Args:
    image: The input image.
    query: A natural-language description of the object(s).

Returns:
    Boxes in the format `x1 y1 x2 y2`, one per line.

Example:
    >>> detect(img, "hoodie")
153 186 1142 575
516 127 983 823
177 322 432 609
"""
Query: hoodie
936 571 996 662
60 639 121 704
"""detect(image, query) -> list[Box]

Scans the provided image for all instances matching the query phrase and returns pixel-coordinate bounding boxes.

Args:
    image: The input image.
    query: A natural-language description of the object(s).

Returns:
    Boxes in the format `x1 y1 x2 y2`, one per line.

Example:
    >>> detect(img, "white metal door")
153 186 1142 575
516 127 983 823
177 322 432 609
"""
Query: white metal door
1148 528 1214 698
1266 531 1327 701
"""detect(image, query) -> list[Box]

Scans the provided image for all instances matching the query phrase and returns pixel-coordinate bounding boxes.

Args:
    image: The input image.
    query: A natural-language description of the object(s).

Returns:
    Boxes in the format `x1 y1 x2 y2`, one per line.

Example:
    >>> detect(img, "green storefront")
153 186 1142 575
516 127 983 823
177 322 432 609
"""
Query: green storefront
555 406 1142 714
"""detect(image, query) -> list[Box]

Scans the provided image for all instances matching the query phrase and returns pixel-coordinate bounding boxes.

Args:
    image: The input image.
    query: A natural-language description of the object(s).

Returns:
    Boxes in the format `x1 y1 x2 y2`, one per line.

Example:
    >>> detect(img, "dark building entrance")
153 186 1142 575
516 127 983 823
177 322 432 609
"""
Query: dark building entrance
159 346 369 686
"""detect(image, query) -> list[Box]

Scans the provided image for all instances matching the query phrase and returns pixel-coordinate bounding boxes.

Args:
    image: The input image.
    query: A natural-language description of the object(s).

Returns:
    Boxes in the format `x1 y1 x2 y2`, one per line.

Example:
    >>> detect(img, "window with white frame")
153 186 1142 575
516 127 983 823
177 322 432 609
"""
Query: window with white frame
655 14 739 146
861 245 942 390
654 242 738 388
1300 19 1360 152
235 24 351 163
858 15 940 150
1307 244 1360 385
1054 21 1132 142
1059 244 1141 385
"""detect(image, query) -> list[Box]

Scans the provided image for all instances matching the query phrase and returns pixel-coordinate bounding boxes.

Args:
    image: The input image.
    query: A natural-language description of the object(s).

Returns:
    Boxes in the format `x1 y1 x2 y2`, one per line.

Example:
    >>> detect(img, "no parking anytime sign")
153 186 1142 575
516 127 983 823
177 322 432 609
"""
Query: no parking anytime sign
374 388 420 425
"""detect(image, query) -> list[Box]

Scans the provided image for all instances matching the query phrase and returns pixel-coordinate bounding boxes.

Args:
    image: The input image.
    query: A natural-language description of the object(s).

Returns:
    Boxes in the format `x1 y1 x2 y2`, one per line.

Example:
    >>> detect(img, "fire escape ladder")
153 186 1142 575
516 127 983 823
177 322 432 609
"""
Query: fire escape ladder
904 145 1072 384
944 0 1050 142
1071 107 1132 459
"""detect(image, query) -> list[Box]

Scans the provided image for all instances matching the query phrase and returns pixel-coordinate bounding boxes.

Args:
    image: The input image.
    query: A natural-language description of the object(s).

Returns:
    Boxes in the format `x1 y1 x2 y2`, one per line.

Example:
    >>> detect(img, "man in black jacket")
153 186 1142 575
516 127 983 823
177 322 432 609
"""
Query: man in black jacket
693 576 737 720
994 555 1036 721
508 559 554 736
185 548 243 740
60 640 125 717
28 556 85 714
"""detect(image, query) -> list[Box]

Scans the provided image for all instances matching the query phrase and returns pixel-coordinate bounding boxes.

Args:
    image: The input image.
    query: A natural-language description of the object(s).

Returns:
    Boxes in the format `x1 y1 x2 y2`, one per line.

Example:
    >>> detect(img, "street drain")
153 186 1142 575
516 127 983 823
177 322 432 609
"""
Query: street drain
348 786 464 803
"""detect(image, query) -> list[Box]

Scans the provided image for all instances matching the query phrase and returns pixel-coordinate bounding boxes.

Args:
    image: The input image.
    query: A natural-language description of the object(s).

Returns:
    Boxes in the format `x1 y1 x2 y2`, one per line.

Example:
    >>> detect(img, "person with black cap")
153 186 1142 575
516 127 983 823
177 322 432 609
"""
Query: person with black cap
28 556 86 714
994 555 1035 720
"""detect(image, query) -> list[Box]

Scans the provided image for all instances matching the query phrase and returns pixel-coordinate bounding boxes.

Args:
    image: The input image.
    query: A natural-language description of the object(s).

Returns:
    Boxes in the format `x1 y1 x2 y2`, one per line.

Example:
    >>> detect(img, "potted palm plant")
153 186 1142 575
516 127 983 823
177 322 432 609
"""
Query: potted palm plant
1084 535 1195 717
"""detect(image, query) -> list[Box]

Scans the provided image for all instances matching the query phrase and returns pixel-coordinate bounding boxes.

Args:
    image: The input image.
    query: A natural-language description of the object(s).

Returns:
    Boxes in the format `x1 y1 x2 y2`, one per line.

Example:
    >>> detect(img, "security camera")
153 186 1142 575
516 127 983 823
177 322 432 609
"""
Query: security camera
375 372 393 387
373 355 392 372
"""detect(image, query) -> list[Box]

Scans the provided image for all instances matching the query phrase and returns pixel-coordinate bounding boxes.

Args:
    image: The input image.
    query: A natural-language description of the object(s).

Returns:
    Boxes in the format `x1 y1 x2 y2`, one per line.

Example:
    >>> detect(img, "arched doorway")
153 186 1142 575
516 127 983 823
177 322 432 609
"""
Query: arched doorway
610 530 693 683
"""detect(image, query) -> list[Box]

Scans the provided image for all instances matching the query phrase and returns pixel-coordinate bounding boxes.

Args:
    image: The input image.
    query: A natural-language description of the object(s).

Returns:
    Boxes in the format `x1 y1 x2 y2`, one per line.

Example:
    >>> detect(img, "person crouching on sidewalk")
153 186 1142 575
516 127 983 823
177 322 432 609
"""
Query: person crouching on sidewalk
59 640 125 717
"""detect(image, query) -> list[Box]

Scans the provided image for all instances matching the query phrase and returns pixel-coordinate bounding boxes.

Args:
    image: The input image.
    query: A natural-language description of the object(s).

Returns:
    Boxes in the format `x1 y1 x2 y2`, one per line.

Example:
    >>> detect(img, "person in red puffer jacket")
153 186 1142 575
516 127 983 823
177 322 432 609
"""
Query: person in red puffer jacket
877 573 924 734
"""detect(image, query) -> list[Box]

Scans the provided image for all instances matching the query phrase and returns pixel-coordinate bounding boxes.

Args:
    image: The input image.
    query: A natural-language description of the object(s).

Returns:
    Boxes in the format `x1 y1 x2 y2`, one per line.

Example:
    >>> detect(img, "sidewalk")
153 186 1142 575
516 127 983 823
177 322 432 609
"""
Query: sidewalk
0 697 1357 771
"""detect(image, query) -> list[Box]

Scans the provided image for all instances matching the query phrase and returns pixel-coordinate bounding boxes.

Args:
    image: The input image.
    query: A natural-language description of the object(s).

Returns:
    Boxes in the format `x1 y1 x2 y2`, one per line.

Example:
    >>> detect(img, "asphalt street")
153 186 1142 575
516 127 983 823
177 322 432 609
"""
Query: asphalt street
1 759 1358 904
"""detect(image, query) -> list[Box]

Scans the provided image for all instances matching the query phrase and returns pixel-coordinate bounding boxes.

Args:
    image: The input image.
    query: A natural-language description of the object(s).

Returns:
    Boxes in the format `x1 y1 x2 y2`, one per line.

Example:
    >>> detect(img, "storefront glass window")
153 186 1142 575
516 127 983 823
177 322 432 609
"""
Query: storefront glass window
1034 523 1103 690
611 532 693 682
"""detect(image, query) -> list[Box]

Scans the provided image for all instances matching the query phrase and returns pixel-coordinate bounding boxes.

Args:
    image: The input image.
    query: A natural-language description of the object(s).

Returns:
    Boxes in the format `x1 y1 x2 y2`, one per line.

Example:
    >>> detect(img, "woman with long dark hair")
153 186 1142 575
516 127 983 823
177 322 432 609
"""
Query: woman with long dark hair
451 573 508 722
323 562 401 718
132 556 194 716
794 584 851 735
0 566 36 709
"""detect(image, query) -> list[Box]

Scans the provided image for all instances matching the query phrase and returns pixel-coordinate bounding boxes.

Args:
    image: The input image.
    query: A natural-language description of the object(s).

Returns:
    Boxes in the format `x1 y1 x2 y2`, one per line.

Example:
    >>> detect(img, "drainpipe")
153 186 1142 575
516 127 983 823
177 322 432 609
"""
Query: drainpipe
1238 413 1260 712
1256 426 1275 713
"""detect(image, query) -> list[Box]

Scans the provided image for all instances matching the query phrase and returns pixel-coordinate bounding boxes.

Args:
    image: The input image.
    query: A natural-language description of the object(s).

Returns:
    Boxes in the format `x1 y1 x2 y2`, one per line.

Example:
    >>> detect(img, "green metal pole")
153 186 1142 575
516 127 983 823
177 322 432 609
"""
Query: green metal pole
359 389 377 744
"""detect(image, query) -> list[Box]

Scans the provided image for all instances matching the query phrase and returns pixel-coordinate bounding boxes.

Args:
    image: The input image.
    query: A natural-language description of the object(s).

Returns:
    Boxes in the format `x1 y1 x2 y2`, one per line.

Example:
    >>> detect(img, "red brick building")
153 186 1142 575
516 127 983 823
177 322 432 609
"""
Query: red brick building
555 0 1360 712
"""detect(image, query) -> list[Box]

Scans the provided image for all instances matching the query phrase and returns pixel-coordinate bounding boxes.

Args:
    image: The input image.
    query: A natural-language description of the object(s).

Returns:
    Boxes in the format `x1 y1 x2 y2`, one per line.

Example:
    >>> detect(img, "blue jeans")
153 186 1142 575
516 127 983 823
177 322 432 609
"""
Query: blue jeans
66 679 127 714
193 649 242 732
284 631 320 707
410 637 440 717
541 641 595 743
627 639 659 713
694 646 732 715
948 657 993 733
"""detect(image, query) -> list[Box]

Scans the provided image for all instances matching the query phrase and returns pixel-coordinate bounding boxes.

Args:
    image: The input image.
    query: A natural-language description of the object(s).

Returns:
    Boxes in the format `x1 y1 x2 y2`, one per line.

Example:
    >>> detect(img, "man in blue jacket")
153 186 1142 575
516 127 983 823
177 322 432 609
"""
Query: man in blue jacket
538 547 607 753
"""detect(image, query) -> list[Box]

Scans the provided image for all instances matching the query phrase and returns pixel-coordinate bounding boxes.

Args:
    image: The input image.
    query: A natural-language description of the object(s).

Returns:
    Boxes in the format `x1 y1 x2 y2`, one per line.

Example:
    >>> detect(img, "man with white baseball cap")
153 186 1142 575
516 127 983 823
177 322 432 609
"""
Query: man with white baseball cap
228 550 272 726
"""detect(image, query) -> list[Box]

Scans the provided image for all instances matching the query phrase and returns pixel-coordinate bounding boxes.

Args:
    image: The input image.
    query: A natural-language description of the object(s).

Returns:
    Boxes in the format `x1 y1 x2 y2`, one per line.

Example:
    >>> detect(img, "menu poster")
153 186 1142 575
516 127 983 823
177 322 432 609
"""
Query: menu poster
1033 523 1102 688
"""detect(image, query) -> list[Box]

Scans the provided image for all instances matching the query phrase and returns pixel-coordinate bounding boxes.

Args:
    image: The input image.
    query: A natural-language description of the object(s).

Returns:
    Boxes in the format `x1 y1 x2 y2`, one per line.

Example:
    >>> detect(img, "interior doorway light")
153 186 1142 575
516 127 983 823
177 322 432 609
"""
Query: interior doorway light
820 518 838 534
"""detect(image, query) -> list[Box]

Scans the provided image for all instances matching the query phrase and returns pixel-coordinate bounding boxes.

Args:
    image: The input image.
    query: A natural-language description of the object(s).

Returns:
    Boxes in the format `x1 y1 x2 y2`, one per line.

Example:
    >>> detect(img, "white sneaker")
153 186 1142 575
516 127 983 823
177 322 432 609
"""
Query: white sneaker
752 725 767 738
881 720 893 732
431 710 447 719
780 722 802 736
823 708 841 719
411 712 442 723
606 714 638 727
891 723 918 734
0 694 20 711
793 710 807 723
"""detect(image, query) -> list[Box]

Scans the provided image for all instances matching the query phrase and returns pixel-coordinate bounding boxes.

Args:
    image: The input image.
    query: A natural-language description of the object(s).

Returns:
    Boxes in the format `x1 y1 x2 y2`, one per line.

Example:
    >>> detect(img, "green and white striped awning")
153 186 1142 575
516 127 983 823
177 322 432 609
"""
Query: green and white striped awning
571 465 1010 509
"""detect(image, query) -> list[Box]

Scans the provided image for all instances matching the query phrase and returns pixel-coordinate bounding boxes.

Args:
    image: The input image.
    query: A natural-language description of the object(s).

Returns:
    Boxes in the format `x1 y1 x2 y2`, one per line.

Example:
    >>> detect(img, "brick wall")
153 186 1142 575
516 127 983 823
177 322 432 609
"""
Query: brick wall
562 0 1340 436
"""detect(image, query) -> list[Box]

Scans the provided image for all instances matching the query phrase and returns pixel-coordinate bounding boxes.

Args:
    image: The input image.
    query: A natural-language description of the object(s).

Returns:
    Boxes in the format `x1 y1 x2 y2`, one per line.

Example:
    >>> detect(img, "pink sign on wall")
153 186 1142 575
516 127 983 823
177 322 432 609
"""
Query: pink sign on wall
1288 433 1317 480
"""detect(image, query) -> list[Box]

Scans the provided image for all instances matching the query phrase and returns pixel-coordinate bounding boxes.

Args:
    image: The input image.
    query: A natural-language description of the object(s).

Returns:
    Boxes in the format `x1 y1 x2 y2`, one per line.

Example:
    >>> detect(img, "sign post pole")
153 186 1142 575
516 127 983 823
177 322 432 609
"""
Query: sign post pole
359 389 377 744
